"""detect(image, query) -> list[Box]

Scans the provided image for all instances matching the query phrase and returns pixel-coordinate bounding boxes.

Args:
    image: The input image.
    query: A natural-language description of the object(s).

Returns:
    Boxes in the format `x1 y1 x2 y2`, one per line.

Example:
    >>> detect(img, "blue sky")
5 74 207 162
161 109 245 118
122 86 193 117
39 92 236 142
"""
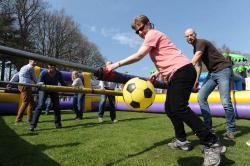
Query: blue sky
47 0 250 77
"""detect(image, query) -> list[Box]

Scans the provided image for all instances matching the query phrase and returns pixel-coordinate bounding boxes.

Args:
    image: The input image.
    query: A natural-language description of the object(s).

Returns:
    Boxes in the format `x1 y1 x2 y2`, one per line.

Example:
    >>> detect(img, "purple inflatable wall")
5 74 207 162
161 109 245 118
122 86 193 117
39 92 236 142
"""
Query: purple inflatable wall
116 102 250 119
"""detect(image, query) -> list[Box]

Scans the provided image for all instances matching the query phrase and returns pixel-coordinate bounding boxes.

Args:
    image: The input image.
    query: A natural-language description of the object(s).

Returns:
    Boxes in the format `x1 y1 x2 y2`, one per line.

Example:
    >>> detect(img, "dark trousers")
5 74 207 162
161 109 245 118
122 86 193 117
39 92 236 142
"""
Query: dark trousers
98 94 116 121
165 64 217 146
30 91 61 128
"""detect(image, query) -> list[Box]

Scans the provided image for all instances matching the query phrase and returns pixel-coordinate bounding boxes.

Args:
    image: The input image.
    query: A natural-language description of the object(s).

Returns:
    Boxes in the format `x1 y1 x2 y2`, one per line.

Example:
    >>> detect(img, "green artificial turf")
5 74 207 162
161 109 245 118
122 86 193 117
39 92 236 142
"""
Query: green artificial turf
0 111 249 166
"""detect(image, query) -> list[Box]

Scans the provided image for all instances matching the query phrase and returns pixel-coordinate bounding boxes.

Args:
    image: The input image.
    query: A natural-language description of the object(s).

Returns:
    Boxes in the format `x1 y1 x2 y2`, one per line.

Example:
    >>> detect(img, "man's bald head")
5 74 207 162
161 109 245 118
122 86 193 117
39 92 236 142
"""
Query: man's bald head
184 28 197 45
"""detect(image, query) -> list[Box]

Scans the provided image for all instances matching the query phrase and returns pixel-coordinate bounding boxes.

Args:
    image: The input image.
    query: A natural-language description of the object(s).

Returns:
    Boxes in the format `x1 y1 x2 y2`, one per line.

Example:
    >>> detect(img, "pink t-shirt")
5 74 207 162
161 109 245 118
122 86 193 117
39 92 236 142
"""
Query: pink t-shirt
143 29 190 81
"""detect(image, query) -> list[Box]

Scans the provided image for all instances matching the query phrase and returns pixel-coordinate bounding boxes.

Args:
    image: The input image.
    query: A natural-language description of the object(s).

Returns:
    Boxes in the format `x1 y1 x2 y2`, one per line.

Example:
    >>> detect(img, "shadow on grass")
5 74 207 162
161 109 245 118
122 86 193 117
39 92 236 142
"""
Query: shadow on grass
39 115 99 123
185 122 250 148
107 137 235 166
118 116 155 122
32 116 156 132
177 156 204 166
177 155 235 166
106 139 171 166
106 121 239 166
214 124 250 147
0 117 61 166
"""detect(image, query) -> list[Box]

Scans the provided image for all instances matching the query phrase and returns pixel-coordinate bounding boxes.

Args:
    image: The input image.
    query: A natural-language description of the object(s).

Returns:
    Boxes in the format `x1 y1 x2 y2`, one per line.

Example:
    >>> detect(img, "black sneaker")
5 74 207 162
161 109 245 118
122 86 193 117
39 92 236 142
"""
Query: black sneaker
56 125 62 129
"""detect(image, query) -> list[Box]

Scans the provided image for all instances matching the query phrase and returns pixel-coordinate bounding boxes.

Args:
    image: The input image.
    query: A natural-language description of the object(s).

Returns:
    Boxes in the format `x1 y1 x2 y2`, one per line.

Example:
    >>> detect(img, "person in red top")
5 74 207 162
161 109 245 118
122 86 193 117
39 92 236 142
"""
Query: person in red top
106 15 226 166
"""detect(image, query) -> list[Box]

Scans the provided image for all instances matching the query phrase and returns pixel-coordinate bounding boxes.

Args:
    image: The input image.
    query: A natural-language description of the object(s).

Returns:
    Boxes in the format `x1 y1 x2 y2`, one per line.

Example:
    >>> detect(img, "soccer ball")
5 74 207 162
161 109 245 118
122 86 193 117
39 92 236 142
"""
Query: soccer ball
123 77 155 110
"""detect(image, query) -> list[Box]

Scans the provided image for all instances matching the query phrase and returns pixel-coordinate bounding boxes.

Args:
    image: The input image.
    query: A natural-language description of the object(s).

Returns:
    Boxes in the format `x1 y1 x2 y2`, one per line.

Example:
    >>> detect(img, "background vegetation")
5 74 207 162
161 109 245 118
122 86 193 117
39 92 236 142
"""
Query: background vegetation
0 0 105 81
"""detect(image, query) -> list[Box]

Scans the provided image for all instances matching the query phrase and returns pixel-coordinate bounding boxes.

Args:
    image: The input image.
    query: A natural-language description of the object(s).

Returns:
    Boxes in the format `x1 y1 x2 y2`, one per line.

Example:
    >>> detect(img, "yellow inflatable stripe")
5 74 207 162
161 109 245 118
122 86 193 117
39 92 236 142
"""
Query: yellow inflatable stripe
0 92 20 102
116 91 250 103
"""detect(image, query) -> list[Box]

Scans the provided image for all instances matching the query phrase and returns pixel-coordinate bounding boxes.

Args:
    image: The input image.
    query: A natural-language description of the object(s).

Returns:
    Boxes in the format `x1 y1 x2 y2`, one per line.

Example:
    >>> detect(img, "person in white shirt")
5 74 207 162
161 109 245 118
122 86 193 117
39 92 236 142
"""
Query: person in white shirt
98 61 118 123
72 71 85 120
8 59 37 124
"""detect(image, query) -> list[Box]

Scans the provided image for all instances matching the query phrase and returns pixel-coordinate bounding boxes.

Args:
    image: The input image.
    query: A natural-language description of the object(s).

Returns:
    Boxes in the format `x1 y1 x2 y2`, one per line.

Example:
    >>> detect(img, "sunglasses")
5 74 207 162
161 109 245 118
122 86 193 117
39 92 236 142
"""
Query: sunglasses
135 24 145 34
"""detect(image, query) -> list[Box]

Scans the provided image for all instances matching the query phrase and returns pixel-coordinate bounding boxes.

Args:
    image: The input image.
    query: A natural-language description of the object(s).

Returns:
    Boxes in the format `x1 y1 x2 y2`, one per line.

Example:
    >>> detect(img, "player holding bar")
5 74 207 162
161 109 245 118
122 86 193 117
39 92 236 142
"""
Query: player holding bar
106 15 226 166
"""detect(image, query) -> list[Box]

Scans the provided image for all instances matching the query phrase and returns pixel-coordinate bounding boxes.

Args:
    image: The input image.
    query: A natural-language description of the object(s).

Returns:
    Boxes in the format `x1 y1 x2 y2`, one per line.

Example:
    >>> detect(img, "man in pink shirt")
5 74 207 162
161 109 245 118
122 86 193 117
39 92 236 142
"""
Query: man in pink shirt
106 15 227 166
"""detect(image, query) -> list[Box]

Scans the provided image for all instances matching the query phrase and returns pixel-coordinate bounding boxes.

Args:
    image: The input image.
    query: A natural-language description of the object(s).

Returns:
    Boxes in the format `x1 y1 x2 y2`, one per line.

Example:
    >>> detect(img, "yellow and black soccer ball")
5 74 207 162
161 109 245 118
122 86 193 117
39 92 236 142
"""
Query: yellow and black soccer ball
123 77 155 110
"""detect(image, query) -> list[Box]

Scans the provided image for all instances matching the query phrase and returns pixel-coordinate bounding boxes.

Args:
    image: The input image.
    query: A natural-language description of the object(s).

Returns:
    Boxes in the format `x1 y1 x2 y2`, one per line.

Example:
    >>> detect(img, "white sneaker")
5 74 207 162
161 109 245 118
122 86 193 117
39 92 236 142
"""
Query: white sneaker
203 143 226 166
112 119 118 123
15 121 23 125
168 138 192 151
246 139 250 147
98 117 103 123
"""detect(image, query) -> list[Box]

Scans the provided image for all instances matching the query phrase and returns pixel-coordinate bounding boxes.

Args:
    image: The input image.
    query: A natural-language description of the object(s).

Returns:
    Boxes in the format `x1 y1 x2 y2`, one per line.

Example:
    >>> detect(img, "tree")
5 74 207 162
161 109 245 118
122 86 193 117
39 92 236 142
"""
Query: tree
34 9 105 69
0 0 105 80
14 0 47 51
0 0 19 47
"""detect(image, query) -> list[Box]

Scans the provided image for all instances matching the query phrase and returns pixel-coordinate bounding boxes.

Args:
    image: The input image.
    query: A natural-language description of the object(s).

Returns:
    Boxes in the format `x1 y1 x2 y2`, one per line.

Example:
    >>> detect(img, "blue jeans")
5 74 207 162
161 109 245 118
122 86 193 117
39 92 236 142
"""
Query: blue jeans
73 93 85 118
45 98 53 113
30 91 61 128
198 67 236 132
98 94 116 121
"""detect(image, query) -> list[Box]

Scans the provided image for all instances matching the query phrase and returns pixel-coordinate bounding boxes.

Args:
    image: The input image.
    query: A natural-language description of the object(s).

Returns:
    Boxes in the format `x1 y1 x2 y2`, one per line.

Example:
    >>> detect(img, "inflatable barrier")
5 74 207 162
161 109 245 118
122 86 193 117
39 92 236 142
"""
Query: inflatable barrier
1 66 250 119
116 91 250 119
0 66 96 114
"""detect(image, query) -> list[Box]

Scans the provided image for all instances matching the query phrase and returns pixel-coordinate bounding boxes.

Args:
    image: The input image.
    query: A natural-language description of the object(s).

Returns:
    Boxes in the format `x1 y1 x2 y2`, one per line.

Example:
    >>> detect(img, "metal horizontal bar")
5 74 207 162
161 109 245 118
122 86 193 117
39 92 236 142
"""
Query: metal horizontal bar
0 81 123 96
0 45 168 89
0 45 97 73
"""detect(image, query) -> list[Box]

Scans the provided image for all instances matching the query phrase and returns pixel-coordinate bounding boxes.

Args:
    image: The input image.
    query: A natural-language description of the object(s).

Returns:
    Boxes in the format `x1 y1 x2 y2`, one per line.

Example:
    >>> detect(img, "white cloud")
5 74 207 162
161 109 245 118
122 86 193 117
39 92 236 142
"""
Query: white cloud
100 28 119 37
89 26 97 32
112 33 141 48
82 25 97 33
86 25 142 48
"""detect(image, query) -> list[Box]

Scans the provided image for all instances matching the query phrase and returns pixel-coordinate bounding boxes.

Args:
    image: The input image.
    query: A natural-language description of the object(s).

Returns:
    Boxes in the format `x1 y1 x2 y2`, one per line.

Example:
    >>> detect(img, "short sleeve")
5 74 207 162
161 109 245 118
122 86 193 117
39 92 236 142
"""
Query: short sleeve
143 30 160 48
196 40 206 53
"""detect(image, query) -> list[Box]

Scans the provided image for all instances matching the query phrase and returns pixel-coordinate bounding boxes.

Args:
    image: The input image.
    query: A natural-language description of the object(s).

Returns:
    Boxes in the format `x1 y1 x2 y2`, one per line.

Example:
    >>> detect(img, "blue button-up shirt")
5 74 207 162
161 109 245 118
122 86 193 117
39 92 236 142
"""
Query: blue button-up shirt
10 72 19 82
18 64 37 84
38 70 66 86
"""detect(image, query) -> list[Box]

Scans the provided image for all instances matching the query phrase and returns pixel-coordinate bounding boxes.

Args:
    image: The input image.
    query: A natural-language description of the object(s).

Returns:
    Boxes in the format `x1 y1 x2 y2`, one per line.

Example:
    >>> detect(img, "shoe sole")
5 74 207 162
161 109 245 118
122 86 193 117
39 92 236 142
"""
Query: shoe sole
203 159 221 166
223 136 235 140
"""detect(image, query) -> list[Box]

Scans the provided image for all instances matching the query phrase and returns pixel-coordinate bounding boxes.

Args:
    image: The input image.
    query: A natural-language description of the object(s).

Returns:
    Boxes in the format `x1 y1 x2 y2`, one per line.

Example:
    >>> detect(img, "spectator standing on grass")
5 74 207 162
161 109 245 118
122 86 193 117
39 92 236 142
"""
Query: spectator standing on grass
98 61 118 123
72 71 85 120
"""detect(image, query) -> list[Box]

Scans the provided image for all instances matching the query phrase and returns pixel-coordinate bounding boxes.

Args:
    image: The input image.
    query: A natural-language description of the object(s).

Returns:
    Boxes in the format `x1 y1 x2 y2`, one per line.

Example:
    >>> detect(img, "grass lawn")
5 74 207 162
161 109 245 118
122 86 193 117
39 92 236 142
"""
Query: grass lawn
0 111 250 166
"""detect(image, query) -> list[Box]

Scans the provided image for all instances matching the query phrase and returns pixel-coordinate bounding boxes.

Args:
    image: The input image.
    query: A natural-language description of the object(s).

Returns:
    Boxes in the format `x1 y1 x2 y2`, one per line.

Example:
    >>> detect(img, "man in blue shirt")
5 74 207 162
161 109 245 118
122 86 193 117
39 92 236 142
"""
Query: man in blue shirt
30 64 66 131
8 60 37 124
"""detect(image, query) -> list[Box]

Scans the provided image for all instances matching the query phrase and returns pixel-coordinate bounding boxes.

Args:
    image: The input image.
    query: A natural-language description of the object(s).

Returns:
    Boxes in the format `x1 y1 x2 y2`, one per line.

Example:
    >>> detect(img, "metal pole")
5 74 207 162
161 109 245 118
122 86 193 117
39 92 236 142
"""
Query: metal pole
1 59 5 81
0 45 97 73
8 62 12 81
40 85 122 96
0 45 168 89
0 81 123 96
